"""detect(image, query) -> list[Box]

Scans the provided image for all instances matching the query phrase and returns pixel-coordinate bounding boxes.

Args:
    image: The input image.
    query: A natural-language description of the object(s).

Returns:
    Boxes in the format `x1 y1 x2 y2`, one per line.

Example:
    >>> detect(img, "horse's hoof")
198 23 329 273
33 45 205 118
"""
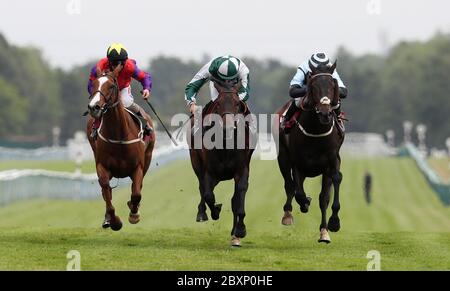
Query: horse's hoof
128 212 140 224
196 212 209 222
281 211 294 226
300 197 312 213
230 236 241 247
318 228 331 243
110 217 123 231
102 220 111 229
127 200 140 212
328 216 340 232
211 204 222 220
234 225 247 239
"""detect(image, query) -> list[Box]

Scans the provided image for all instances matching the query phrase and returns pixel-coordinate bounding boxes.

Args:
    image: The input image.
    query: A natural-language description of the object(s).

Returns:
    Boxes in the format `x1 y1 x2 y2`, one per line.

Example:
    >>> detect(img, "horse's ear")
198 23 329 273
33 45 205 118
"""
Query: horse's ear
310 65 319 76
329 60 337 74
96 66 102 77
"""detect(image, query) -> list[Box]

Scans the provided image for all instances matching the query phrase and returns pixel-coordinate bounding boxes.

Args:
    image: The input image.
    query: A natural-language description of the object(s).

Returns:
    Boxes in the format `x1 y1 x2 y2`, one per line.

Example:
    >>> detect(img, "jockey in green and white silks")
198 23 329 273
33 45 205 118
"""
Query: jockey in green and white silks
185 55 250 114
281 52 348 131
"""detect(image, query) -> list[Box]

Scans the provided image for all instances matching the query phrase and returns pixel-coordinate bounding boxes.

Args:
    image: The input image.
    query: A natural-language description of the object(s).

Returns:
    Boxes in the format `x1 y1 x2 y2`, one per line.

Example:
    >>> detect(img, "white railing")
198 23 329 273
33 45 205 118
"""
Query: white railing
0 170 101 206
0 132 189 206
0 146 69 160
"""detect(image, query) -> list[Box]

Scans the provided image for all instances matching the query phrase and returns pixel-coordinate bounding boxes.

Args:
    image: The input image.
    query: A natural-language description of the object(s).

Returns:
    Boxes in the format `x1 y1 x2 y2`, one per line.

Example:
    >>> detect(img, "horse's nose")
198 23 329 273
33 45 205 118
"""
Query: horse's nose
88 104 101 112
88 104 102 118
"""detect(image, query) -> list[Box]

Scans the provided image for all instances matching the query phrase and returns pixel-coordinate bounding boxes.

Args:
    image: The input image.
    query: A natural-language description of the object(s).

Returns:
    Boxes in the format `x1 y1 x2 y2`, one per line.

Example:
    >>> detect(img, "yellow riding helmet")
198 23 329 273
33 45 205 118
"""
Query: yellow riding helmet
107 43 128 62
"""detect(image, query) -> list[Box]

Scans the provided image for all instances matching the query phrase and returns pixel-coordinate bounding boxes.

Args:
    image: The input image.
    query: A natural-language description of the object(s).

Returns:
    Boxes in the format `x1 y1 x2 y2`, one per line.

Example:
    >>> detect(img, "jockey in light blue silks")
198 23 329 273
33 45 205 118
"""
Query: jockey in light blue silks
281 52 348 132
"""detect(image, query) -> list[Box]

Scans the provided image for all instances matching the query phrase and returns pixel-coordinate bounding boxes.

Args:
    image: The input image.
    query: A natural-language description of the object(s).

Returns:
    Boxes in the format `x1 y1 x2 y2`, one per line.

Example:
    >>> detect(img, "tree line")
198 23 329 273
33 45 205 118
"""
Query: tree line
0 32 449 148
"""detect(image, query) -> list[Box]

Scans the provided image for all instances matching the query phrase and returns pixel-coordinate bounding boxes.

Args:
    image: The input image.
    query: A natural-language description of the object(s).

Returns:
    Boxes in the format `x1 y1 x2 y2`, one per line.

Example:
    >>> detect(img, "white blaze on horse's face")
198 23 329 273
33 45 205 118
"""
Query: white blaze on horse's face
320 96 331 105
89 76 109 107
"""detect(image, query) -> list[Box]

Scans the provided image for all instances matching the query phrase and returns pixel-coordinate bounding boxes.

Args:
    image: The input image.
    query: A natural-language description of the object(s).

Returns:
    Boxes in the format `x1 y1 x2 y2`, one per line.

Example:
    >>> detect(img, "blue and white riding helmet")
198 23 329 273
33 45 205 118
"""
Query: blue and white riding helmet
308 52 331 70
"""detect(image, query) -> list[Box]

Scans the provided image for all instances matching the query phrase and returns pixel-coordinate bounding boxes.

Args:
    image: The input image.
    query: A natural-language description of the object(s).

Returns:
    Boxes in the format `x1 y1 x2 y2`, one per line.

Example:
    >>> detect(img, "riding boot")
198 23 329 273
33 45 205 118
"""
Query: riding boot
334 106 341 118
127 103 152 136
280 100 299 133
333 105 347 122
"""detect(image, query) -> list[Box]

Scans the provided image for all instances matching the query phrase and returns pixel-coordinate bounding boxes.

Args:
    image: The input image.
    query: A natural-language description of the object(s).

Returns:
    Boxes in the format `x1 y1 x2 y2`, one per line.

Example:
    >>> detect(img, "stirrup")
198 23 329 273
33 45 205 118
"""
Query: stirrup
280 115 295 133
337 112 348 122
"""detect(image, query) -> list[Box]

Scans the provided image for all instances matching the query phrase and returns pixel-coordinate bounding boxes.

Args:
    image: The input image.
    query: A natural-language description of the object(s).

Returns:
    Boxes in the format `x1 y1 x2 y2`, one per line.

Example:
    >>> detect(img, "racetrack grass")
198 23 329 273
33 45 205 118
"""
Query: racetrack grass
1 228 448 270
0 157 450 270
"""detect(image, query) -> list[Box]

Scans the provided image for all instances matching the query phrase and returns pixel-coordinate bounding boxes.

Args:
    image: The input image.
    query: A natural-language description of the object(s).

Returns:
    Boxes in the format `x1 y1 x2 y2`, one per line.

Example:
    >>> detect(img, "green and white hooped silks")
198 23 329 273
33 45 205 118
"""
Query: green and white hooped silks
184 55 250 105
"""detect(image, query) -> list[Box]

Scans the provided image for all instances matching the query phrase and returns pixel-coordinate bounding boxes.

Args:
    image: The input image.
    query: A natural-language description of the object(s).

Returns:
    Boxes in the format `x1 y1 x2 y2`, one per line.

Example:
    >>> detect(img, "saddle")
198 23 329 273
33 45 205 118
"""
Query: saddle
124 109 154 143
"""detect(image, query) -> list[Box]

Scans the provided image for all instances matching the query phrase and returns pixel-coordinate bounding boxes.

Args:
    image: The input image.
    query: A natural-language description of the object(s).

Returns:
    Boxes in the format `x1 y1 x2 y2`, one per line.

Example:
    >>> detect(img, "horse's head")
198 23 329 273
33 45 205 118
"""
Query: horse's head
211 78 246 134
306 61 339 125
88 65 121 119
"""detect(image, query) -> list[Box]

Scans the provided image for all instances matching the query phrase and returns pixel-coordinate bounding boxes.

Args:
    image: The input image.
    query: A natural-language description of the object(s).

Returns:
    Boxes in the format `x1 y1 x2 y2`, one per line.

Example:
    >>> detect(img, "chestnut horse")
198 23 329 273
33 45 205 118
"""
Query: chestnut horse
275 62 344 243
188 80 254 246
86 66 155 231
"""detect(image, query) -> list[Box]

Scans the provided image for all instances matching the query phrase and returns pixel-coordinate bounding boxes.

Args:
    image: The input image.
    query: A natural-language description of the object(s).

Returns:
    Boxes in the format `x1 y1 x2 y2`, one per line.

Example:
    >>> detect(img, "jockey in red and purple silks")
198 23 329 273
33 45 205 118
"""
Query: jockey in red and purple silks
87 43 153 139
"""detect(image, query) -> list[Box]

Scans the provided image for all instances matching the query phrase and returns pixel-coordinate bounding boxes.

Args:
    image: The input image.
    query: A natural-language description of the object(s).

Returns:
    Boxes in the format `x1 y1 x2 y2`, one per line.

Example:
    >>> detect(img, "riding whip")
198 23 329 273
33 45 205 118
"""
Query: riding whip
143 98 178 146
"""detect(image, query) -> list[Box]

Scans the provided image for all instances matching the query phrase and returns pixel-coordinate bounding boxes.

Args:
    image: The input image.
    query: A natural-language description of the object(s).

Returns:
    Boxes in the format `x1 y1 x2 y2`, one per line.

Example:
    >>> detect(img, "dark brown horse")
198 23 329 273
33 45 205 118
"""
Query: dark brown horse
274 62 344 243
188 80 254 246
86 65 155 231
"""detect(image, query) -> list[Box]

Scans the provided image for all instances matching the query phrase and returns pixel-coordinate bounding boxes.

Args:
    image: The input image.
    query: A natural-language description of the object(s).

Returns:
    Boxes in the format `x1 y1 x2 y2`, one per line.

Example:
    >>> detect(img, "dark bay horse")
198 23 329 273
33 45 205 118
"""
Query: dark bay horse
188 80 254 246
274 62 344 243
86 65 155 231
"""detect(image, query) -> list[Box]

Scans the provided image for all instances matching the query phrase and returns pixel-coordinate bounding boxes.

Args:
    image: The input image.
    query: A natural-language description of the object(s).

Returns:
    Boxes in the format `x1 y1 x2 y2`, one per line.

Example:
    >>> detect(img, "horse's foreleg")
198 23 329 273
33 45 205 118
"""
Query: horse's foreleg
277 148 295 225
293 169 312 213
196 178 208 222
328 170 343 232
97 164 122 231
204 173 221 220
318 175 332 243
190 150 208 222
231 166 249 246
128 166 143 224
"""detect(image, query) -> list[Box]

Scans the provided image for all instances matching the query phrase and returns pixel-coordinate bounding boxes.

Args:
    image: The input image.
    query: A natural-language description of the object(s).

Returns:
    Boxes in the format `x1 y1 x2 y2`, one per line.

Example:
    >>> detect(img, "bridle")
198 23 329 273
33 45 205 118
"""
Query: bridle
295 72 339 138
89 73 120 114
89 72 145 145
208 78 247 117
303 73 340 113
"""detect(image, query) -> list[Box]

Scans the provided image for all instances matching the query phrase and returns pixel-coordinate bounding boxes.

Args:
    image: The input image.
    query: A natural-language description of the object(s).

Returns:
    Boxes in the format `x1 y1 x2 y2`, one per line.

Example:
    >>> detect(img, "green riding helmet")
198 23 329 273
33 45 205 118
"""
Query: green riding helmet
210 55 241 80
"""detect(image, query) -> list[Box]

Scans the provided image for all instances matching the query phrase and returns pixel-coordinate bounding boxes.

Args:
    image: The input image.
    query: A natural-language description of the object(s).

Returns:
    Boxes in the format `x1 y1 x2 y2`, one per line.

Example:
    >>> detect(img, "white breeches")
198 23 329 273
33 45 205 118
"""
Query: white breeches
209 81 220 101
120 86 134 108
